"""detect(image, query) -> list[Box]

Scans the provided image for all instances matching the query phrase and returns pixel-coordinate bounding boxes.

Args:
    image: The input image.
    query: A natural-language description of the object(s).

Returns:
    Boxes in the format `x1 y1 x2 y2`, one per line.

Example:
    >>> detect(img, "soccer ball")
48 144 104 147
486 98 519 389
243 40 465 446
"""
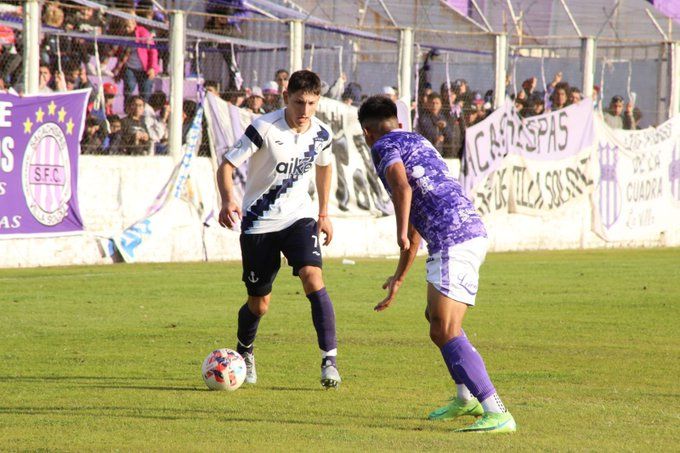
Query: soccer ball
201 348 247 391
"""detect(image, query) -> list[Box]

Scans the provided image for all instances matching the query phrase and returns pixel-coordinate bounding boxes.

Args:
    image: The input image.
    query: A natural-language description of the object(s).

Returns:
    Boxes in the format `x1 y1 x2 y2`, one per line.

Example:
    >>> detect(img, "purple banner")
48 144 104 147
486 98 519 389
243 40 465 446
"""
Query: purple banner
0 90 88 237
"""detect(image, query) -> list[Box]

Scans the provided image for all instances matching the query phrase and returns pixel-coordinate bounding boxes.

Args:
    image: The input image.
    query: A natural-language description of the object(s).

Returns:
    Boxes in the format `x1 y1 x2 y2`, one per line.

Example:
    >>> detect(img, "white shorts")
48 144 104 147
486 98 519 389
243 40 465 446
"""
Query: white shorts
425 236 489 306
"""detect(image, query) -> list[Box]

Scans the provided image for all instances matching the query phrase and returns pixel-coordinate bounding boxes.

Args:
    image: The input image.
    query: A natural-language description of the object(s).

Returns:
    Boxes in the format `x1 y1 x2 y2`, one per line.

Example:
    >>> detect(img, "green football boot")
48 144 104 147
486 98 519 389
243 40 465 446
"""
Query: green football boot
455 411 517 433
428 397 484 420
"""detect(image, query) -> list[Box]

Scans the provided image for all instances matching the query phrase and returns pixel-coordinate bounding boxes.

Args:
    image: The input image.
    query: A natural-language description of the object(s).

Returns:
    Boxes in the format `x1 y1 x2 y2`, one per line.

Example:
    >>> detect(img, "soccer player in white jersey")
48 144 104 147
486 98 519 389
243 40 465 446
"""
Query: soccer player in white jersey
358 96 516 432
216 70 341 389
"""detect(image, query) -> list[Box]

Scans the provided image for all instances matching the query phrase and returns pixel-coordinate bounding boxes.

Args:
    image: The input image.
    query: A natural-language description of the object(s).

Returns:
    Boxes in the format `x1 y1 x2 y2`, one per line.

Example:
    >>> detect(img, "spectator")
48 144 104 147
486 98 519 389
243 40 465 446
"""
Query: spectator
465 92 488 126
603 95 624 129
274 68 289 108
56 62 92 92
521 77 538 98
81 116 103 154
525 93 545 117
182 99 197 143
104 115 123 154
103 82 118 116
628 107 642 130
550 82 570 111
569 87 582 105
224 89 246 107
243 87 265 114
381 86 398 102
144 91 169 154
38 64 53 93
262 81 280 113
341 82 362 107
514 97 526 116
323 73 346 101
416 92 446 154
204 80 219 96
622 100 638 130
66 5 105 68
113 15 158 104
120 96 151 155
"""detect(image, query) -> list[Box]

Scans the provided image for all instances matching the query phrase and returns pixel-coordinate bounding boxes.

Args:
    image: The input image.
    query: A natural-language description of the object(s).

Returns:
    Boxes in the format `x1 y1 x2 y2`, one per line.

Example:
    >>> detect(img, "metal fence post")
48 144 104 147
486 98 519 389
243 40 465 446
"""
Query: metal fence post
22 0 40 94
168 10 186 160
398 27 413 104
668 41 679 119
493 33 508 109
581 36 596 100
289 20 304 73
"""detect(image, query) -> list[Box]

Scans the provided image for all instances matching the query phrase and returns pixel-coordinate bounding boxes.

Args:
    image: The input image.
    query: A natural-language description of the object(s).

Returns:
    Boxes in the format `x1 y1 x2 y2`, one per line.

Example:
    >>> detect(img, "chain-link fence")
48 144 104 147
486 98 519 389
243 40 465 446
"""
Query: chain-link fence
4 0 678 159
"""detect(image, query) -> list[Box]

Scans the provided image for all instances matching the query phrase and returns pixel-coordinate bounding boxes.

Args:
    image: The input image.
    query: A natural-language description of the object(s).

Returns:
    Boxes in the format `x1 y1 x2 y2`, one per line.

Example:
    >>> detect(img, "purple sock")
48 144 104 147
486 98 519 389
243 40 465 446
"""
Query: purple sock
440 335 496 402
236 303 260 355
307 287 337 358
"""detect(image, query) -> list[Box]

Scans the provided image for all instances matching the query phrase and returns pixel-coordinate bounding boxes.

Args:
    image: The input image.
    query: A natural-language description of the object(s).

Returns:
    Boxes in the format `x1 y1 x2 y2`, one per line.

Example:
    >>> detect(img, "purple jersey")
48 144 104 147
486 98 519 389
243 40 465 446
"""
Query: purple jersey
371 130 486 252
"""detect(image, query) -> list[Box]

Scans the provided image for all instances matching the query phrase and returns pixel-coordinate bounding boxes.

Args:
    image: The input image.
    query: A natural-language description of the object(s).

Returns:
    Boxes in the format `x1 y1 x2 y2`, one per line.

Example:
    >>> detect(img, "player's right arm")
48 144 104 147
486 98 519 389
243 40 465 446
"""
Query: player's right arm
217 160 241 229
217 122 266 229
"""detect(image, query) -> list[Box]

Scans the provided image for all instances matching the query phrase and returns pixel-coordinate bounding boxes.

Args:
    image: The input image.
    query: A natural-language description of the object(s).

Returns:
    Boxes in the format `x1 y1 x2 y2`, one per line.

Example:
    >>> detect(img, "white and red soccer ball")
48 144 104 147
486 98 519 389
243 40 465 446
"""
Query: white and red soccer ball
201 348 246 391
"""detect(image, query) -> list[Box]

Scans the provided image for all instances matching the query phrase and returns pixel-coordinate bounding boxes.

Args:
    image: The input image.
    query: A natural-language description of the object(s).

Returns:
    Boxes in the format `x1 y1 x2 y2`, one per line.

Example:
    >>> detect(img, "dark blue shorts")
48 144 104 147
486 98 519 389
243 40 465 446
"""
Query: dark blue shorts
239 218 323 296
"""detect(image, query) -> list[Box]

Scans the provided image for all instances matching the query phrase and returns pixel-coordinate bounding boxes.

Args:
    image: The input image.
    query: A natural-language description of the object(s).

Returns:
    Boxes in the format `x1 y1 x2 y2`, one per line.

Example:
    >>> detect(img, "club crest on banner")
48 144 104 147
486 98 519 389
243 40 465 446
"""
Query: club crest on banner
597 142 621 229
670 144 680 204
21 122 72 226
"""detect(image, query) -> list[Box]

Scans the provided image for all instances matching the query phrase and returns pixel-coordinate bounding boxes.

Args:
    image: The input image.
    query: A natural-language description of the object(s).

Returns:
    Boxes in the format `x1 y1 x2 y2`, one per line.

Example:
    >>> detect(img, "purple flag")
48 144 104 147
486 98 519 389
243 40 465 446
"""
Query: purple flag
0 90 88 237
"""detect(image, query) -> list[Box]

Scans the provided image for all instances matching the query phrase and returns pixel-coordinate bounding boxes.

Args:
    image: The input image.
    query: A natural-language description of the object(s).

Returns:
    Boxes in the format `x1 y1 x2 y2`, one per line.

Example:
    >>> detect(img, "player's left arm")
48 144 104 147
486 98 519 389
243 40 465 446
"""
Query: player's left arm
385 161 412 251
315 163 333 245
375 223 421 312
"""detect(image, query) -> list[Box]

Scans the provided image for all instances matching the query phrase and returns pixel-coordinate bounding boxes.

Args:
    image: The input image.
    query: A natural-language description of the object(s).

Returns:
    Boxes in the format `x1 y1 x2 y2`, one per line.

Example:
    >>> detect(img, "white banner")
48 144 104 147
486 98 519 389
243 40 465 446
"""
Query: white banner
462 99 596 198
463 100 596 216
110 105 210 262
591 116 680 242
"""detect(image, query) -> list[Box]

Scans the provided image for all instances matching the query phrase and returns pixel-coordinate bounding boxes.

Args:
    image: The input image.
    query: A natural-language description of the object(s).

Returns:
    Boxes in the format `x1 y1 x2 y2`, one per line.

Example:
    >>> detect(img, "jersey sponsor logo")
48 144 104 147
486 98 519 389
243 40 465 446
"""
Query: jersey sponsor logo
275 156 314 176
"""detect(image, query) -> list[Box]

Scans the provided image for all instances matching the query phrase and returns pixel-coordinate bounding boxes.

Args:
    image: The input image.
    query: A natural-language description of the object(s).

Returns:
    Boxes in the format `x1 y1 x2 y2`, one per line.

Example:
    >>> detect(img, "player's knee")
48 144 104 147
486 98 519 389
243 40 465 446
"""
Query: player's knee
424 307 430 322
429 318 462 347
298 266 324 292
247 295 270 317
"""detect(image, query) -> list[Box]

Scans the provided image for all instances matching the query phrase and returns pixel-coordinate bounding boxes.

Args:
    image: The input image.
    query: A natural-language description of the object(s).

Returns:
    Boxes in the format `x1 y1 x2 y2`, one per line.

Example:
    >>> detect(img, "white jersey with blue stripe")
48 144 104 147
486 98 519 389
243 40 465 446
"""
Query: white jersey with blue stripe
224 109 333 234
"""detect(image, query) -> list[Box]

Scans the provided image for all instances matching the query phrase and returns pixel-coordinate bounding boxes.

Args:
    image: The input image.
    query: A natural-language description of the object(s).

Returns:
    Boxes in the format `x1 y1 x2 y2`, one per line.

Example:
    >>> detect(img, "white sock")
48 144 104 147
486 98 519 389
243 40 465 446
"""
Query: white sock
456 384 473 402
480 393 507 413
321 348 337 358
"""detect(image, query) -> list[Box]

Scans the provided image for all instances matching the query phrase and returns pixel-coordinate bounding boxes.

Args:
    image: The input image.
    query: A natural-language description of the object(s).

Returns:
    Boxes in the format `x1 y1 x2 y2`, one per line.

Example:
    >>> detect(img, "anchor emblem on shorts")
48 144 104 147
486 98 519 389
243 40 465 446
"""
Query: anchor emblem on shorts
248 271 259 283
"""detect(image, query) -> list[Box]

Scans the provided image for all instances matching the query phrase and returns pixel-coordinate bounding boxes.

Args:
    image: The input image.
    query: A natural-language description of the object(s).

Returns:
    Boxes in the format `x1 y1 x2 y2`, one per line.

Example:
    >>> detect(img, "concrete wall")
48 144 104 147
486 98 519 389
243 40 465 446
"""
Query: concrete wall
0 155 676 269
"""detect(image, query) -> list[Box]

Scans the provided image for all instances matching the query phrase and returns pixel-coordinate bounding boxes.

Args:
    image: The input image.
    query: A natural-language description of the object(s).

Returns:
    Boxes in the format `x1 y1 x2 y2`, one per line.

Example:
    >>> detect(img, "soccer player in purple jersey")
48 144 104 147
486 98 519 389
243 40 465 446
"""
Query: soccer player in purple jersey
358 96 516 433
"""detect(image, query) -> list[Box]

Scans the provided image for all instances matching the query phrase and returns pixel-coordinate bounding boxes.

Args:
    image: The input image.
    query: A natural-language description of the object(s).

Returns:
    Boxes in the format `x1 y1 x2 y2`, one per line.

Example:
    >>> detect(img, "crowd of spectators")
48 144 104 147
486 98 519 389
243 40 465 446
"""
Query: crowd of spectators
0 4 644 159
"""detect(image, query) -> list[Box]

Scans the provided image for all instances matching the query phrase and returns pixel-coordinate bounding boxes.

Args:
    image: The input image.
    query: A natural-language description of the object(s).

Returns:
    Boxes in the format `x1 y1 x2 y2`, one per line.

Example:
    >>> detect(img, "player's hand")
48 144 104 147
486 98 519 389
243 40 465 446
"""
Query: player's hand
218 201 242 229
317 216 333 245
398 234 410 251
375 276 401 312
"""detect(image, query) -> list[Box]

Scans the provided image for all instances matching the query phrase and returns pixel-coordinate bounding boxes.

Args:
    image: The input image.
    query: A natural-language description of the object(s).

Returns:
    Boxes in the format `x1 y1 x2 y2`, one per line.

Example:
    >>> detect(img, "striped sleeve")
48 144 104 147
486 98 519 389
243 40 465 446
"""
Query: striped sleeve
224 123 264 167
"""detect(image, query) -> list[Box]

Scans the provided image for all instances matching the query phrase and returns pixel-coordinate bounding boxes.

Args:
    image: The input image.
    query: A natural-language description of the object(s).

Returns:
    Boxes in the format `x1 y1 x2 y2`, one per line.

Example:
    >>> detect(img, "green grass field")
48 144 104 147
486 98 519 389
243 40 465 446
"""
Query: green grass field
1 248 679 451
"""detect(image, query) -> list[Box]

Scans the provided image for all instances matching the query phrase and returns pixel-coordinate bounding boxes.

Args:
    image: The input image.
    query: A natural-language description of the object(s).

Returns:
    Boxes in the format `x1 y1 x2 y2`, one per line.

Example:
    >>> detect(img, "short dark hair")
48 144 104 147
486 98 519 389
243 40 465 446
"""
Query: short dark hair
358 95 398 128
287 70 321 96
148 91 167 110
275 68 289 78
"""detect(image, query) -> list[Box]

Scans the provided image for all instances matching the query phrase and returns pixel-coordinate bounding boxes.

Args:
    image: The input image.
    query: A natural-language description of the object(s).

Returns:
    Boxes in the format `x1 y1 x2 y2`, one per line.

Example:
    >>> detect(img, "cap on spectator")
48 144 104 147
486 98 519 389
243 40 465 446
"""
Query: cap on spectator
472 92 484 105
262 81 279 95
381 86 396 96
103 82 117 96
250 86 264 99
